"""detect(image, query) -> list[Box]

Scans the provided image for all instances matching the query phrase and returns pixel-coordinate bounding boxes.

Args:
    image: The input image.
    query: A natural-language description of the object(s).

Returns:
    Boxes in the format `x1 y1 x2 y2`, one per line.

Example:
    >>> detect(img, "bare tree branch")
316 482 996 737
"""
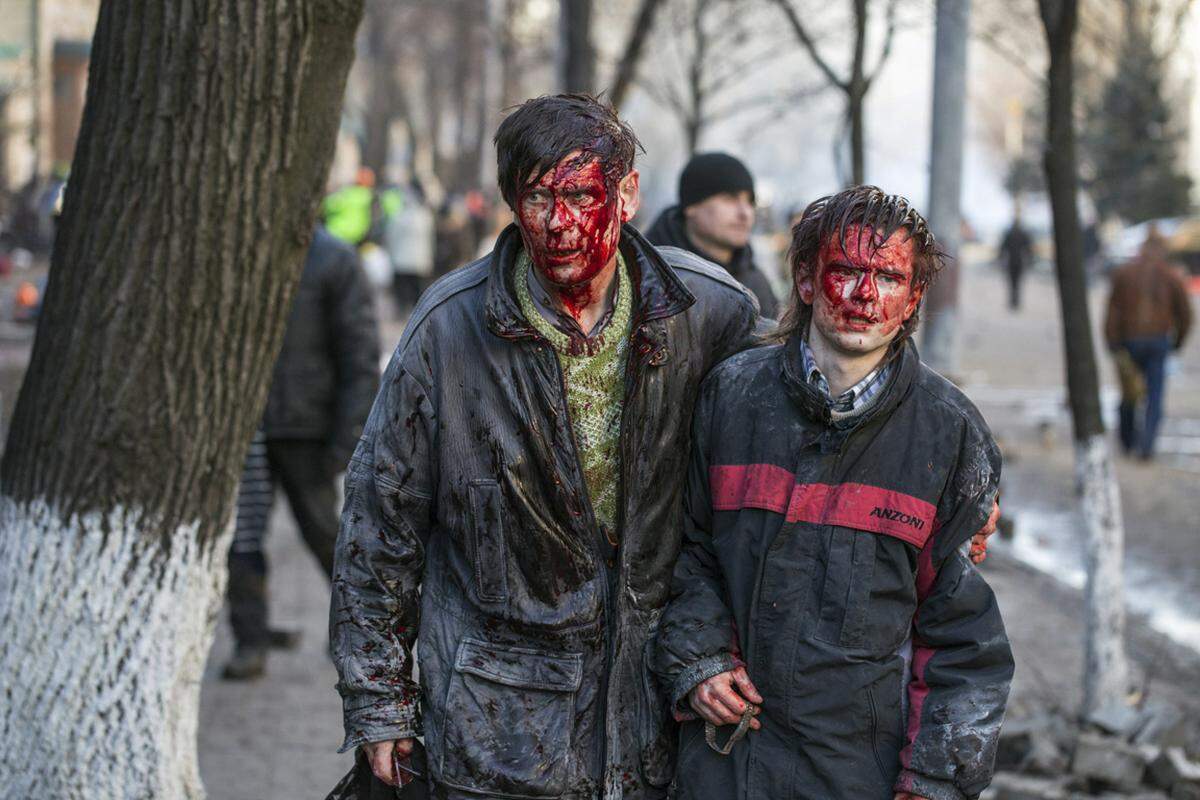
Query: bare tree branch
972 22 1045 84
769 0 849 91
864 0 900 86
608 0 668 108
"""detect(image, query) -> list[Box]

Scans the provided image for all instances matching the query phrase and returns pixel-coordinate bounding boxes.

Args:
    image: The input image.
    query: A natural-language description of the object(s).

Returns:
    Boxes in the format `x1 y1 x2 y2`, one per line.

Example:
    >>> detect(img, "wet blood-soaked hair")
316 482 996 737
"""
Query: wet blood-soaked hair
494 93 643 209
769 185 947 346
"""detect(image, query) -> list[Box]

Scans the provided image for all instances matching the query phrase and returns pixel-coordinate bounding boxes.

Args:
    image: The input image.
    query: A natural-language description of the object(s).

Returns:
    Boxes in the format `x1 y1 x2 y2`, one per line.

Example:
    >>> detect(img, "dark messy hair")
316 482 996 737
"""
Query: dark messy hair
768 185 946 346
493 93 643 209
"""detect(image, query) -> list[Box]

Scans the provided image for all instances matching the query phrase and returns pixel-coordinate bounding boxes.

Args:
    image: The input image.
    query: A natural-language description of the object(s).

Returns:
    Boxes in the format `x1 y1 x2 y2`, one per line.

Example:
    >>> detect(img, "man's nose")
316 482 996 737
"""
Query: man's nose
851 274 878 302
547 198 571 232
738 199 755 223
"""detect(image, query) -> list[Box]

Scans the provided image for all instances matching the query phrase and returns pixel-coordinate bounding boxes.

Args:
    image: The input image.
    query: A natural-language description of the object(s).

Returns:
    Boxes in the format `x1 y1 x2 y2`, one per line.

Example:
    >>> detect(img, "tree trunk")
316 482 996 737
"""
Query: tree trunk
921 0 971 376
561 0 594 93
848 86 866 185
362 1 398 179
847 0 868 185
0 1 363 797
1037 0 1128 717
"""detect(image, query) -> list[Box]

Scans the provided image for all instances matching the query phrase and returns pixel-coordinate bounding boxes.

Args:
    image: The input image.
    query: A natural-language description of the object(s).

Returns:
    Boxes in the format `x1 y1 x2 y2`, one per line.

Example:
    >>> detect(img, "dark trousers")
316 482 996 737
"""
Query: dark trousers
1007 264 1025 310
1117 335 1172 457
227 435 339 649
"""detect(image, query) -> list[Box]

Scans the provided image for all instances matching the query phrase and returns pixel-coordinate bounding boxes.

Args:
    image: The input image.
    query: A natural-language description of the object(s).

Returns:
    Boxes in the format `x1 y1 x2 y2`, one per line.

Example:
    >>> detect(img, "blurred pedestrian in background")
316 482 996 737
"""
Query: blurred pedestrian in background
1104 229 1192 461
223 227 381 680
998 214 1034 311
646 152 779 317
322 167 402 248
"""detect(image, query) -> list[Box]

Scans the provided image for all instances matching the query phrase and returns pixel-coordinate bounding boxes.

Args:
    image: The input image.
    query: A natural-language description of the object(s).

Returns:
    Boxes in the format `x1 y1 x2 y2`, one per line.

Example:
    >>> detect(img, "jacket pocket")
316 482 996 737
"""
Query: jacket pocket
469 480 507 602
439 637 582 797
813 527 877 648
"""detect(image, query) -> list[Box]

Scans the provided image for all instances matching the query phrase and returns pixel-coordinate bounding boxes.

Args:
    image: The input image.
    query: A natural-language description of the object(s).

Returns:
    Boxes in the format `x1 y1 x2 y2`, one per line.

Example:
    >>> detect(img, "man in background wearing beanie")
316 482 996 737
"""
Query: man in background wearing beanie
646 151 779 317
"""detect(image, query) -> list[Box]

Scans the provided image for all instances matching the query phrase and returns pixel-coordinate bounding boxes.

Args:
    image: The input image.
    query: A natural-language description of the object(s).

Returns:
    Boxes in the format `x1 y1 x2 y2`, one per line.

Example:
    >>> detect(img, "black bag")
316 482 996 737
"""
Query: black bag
325 741 430 800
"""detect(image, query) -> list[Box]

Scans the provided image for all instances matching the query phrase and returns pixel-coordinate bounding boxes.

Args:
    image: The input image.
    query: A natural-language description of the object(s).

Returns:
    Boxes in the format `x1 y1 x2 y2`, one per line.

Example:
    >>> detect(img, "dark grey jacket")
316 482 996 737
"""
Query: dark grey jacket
655 338 1013 800
644 205 779 319
329 224 759 799
262 227 380 468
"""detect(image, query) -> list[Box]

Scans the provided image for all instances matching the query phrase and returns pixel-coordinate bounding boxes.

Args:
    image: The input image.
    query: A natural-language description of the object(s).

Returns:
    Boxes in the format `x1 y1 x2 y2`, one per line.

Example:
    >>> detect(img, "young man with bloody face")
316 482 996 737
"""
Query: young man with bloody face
328 95 764 799
655 186 1014 800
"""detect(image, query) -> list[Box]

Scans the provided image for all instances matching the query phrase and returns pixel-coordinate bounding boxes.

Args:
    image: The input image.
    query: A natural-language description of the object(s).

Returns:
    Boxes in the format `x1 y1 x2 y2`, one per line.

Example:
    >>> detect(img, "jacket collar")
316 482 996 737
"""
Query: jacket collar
485 222 695 340
780 334 919 429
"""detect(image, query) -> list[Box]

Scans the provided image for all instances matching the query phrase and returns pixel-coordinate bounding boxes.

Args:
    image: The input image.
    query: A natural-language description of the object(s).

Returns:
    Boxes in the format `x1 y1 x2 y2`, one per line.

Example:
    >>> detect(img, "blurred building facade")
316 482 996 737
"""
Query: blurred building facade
0 0 99 191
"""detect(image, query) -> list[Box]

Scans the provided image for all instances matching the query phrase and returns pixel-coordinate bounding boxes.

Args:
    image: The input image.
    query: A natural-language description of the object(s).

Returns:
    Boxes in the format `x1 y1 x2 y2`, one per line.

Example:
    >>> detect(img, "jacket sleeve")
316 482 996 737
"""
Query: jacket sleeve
329 339 436 752
713 290 764 363
896 423 1014 800
653 377 740 714
327 244 382 470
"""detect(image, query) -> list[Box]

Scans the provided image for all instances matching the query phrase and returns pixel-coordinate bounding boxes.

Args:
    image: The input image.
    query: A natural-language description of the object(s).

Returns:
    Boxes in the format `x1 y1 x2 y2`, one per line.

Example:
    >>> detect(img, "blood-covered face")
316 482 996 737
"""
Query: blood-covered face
516 153 637 318
799 224 922 355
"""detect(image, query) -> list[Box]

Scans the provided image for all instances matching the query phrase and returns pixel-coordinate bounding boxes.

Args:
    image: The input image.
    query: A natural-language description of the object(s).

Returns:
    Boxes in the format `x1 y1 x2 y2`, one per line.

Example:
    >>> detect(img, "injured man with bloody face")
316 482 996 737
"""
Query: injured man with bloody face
654 185 1014 800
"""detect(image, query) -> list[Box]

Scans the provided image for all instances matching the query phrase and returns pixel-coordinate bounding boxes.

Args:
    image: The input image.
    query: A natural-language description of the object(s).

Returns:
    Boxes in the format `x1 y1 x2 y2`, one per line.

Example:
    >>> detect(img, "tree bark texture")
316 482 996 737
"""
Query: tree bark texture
921 0 971 376
362 0 400 179
1037 0 1129 716
561 0 594 93
848 0 868 185
0 1 363 796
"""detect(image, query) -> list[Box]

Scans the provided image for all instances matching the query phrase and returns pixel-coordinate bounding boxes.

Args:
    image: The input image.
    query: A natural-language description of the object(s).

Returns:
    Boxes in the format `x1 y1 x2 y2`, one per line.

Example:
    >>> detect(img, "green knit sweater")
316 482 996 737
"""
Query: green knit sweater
515 251 632 538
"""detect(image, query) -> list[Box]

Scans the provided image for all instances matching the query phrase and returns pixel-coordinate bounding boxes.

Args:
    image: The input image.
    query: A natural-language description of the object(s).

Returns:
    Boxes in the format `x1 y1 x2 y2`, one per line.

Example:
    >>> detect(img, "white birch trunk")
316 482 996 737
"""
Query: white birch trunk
0 497 231 798
1076 433 1129 715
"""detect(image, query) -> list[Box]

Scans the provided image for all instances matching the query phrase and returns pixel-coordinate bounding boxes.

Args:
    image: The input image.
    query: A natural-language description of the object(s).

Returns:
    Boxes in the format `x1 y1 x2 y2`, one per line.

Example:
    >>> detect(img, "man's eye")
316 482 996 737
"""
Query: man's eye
570 191 593 204
878 273 903 284
525 190 550 203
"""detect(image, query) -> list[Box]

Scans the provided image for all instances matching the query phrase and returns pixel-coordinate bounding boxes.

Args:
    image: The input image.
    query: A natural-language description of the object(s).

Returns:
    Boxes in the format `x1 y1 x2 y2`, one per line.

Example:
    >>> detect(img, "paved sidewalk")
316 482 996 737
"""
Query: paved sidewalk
198 504 350 800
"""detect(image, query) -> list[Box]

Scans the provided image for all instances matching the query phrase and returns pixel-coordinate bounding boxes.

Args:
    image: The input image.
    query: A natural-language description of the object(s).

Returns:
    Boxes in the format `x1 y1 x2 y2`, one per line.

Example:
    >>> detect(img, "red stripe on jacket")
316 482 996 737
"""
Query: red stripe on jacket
708 464 937 548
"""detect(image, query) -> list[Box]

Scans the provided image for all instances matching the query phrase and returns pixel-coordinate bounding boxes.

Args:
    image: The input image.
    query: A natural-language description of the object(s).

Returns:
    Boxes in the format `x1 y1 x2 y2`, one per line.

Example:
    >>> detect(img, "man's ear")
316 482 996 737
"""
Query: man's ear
618 169 641 222
902 285 924 321
796 262 816 305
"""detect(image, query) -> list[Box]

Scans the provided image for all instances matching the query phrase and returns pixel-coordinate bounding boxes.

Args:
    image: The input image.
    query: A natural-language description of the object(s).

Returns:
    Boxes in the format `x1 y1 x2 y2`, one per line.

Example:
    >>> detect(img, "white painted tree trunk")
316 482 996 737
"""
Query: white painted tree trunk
1076 433 1129 715
0 497 230 798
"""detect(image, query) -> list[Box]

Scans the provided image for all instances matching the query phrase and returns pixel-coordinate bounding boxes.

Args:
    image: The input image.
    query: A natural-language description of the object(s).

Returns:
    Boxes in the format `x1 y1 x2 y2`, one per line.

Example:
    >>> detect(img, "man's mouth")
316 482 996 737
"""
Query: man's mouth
841 312 878 328
544 247 581 262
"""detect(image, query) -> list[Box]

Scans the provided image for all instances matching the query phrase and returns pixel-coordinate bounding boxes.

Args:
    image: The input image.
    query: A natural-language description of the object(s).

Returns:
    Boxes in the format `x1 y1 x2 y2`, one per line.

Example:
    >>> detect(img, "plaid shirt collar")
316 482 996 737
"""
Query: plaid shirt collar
799 337 891 416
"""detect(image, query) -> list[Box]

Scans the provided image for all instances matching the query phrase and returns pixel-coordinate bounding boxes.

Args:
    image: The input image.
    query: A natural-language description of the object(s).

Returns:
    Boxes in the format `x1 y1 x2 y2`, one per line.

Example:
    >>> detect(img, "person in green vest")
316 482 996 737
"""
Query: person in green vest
322 167 403 247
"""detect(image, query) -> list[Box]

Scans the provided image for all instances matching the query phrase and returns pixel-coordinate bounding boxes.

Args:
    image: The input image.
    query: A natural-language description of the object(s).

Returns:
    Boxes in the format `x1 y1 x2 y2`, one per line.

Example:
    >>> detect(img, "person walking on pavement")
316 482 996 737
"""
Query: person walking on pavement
646 152 779 318
1104 229 1192 460
223 226 380 680
998 215 1033 310
654 186 1013 800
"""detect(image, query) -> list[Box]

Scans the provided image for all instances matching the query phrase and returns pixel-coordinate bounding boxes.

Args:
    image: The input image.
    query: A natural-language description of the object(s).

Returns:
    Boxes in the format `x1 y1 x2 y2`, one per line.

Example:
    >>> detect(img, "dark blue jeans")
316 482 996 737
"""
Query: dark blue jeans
1118 335 1172 457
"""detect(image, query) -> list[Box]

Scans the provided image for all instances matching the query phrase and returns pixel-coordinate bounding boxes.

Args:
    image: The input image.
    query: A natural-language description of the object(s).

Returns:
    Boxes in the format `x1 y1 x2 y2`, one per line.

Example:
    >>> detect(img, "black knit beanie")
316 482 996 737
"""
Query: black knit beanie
678 152 755 208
